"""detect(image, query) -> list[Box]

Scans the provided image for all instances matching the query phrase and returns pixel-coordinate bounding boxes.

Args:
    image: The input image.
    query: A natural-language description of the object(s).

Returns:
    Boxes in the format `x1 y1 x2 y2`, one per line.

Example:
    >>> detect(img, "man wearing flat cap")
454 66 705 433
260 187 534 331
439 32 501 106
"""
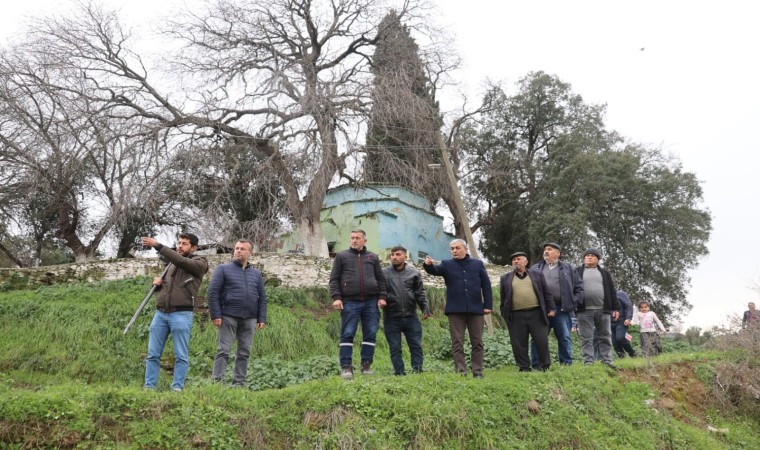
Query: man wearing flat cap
141 233 209 390
575 248 619 368
530 242 584 366
500 252 556 371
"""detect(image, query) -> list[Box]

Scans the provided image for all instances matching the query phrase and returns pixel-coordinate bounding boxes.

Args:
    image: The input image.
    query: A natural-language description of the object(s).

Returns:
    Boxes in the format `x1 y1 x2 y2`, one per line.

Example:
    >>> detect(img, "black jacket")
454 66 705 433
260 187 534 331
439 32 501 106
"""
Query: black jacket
329 247 387 301
499 269 556 326
382 263 430 319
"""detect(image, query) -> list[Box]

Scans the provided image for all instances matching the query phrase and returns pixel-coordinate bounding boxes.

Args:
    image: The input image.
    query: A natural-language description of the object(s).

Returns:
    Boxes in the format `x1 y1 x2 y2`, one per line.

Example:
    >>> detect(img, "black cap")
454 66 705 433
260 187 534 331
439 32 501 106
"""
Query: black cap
583 248 602 259
179 233 200 247
510 251 529 261
542 242 561 252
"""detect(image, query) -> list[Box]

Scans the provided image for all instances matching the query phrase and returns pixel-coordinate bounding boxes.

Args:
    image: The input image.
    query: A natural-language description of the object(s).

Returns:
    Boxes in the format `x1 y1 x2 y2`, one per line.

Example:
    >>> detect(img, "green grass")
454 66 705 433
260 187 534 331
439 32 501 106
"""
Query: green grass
0 278 758 449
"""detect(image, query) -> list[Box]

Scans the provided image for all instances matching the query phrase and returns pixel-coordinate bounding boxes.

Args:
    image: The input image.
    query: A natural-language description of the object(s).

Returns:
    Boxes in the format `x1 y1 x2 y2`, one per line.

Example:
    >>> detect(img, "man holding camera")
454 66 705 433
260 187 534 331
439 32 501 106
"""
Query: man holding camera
141 233 208 391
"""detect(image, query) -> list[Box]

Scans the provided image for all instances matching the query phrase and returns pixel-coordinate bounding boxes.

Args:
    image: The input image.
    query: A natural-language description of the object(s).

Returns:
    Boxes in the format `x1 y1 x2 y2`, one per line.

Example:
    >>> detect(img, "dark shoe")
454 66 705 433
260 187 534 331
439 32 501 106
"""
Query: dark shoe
629 352 637 358
616 352 625 358
473 373 484 378
341 366 354 380
361 361 374 375
604 363 619 370
518 367 533 372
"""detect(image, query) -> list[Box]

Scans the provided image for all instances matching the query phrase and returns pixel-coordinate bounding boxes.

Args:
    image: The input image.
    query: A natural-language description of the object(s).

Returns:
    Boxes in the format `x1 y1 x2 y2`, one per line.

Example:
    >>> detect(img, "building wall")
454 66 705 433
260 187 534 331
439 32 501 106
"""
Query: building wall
0 253 510 292
319 184 454 262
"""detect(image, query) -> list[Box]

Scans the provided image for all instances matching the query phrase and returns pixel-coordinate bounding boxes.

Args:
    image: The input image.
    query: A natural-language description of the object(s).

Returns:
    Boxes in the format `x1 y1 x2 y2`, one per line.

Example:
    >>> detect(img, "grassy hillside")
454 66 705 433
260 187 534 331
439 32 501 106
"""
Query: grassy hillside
1 278 758 449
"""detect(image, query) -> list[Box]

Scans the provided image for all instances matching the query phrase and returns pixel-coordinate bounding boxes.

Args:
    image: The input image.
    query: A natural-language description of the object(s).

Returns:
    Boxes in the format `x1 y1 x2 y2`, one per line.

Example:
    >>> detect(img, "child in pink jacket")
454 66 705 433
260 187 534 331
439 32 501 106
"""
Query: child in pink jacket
632 301 667 356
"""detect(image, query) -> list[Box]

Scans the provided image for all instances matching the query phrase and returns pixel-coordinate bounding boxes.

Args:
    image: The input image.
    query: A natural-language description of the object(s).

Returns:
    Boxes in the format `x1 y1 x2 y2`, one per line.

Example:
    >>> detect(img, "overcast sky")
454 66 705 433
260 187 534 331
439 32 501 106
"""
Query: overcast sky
2 0 758 330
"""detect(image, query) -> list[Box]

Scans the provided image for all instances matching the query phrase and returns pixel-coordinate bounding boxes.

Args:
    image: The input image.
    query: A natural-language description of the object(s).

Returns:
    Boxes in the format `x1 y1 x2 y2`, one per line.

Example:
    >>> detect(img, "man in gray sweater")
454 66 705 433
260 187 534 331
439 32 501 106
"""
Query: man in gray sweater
575 248 619 368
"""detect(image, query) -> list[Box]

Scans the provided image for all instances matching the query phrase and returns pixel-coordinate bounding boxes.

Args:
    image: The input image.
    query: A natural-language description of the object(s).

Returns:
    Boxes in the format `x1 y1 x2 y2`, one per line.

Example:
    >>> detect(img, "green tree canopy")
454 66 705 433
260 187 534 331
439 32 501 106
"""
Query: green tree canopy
464 71 711 322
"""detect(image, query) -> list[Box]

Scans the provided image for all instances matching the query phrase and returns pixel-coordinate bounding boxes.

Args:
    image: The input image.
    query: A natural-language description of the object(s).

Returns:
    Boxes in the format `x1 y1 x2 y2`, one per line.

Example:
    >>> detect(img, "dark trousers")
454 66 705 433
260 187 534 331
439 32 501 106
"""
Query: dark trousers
611 321 636 357
384 315 423 375
448 314 484 376
508 308 550 371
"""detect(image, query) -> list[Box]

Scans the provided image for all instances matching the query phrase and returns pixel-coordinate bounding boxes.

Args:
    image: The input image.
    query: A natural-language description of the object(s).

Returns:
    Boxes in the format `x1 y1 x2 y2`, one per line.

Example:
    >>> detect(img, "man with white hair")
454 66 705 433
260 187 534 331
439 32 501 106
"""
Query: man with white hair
423 239 493 378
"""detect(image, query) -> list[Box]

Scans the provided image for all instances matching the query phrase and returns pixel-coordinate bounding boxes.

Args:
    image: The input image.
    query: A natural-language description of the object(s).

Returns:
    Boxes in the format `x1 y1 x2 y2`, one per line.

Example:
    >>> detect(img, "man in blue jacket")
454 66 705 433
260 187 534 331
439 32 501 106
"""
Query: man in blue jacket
208 239 267 387
530 242 584 366
423 239 493 378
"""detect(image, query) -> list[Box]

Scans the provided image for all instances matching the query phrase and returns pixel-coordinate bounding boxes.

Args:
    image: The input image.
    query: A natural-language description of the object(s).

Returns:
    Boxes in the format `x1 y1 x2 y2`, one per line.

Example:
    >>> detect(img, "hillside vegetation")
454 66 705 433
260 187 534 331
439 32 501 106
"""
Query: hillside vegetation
1 278 758 449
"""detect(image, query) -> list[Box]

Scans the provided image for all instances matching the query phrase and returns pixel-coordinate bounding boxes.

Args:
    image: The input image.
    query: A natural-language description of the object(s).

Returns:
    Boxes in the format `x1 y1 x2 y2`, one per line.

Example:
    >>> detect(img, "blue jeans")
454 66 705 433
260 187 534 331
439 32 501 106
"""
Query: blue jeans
531 310 573 367
212 316 258 385
144 310 193 390
339 299 379 367
384 315 423 375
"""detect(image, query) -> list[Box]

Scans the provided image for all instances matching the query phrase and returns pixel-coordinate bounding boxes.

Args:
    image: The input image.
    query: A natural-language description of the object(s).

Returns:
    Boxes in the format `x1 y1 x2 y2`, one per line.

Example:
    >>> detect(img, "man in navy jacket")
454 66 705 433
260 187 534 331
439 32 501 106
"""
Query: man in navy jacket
208 239 267 386
423 239 493 378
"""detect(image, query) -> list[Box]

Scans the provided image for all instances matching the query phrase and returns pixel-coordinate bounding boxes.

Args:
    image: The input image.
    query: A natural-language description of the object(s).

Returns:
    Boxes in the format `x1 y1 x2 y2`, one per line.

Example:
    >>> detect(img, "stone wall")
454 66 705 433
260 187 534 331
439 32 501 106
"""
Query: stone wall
0 253 510 291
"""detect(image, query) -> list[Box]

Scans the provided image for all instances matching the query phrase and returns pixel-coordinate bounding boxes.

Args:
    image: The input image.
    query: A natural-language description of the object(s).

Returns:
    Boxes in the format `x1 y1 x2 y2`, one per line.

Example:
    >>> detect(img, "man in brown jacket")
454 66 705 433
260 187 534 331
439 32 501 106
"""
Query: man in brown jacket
141 233 208 391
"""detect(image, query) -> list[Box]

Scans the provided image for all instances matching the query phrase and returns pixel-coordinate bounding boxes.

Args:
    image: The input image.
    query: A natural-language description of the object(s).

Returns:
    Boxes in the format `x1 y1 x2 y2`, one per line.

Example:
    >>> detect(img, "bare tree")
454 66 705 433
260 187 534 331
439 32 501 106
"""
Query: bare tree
0 38 175 263
16 0 443 256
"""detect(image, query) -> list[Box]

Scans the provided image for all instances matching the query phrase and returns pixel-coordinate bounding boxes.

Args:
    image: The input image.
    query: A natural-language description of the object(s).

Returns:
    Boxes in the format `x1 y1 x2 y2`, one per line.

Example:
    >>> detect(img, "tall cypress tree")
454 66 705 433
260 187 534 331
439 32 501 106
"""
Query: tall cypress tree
364 11 442 200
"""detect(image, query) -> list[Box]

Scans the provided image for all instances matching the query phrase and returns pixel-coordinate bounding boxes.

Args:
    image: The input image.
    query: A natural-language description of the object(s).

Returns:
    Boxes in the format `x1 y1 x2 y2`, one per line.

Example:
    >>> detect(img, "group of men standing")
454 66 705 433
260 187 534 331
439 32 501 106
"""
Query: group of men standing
138 230 638 389
499 243 624 372
328 232 629 379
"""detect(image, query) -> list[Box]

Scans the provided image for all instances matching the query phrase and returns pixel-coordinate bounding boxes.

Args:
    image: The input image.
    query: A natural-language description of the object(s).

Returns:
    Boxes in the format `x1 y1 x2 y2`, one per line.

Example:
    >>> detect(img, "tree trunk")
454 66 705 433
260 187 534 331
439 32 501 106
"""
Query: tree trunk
297 217 328 258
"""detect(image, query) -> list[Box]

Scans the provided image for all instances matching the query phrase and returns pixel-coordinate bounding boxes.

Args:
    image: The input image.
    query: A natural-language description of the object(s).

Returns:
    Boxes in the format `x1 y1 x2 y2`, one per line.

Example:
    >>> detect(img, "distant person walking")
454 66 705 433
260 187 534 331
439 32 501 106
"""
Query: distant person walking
382 246 431 376
208 240 267 387
530 242 584 366
743 302 759 329
141 234 209 391
330 229 387 380
500 252 557 372
632 301 667 356
423 239 493 378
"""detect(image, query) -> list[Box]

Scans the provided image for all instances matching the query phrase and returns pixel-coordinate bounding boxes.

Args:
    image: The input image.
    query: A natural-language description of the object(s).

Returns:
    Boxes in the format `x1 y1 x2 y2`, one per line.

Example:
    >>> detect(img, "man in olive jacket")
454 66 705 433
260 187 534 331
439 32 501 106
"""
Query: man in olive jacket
330 229 387 380
382 245 431 376
500 252 556 371
141 233 209 391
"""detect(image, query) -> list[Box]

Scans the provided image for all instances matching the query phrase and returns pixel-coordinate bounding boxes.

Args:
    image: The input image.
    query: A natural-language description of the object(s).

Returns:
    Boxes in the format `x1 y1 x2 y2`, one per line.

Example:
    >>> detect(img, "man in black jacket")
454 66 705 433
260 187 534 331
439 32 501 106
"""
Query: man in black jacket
329 229 387 380
575 248 619 368
381 246 430 376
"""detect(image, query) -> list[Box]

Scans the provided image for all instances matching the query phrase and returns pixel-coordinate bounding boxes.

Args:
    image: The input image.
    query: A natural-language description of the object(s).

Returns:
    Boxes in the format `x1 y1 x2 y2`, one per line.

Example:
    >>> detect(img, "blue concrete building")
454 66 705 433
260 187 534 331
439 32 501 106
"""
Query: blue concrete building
278 184 455 262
